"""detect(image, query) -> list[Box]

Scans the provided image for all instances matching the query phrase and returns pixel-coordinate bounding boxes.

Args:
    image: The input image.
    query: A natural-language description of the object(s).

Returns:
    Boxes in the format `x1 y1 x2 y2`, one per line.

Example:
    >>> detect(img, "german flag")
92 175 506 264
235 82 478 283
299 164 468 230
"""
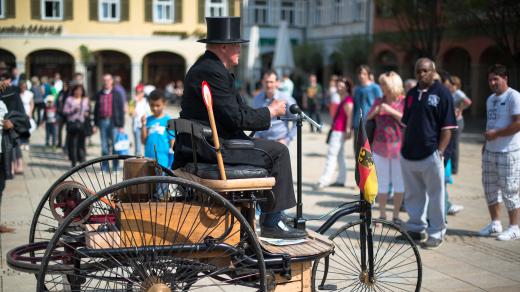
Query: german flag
355 112 378 204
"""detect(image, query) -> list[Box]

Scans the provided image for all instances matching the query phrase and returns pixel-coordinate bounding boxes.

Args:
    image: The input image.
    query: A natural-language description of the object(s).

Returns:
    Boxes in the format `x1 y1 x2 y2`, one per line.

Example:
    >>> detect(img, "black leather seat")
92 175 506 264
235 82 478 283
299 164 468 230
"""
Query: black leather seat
183 163 269 180
168 119 271 180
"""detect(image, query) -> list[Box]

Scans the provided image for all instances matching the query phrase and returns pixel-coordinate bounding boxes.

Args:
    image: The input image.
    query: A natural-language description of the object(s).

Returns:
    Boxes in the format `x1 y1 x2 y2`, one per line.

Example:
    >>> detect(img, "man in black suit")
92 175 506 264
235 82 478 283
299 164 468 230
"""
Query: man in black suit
174 17 305 239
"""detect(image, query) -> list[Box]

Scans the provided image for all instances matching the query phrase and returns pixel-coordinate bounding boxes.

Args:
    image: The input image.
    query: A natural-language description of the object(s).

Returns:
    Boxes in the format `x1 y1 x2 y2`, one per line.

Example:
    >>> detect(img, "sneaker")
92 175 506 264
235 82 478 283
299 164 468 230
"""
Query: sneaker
313 182 327 191
497 226 520 241
421 237 443 249
260 220 307 239
392 218 404 226
447 204 464 215
478 222 503 236
397 231 426 242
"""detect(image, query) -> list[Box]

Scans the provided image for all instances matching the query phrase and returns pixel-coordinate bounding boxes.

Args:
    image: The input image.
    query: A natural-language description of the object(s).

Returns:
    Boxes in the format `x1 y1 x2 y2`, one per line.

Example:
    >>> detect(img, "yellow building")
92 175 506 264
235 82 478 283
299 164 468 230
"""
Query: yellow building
0 0 240 92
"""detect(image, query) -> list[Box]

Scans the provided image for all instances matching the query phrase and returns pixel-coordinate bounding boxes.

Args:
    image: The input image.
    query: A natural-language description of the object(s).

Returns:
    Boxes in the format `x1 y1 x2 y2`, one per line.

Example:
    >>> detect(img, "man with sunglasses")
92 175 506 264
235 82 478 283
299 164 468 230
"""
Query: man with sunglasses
400 58 457 249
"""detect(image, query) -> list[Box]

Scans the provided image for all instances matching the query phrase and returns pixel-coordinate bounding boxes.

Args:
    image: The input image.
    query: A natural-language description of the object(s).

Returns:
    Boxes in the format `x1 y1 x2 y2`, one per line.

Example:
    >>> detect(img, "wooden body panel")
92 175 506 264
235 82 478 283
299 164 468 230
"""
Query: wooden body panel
117 202 241 247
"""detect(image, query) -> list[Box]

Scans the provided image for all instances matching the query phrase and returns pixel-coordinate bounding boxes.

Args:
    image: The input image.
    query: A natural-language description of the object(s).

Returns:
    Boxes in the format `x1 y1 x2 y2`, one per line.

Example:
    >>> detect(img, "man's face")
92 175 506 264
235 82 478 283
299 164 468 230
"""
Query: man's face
103 75 113 89
488 73 508 94
223 43 241 67
415 61 435 88
262 73 278 97
358 69 369 84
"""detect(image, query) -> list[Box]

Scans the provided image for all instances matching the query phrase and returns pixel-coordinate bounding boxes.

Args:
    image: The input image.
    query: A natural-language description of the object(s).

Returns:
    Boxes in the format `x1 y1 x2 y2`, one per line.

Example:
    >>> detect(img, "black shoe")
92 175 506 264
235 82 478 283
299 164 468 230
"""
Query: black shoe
421 237 443 249
397 231 426 242
260 221 307 239
329 182 346 187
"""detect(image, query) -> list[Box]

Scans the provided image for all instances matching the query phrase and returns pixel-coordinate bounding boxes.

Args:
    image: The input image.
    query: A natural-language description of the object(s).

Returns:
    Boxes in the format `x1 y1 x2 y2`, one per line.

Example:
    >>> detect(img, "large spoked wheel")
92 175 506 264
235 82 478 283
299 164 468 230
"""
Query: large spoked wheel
37 176 267 291
312 218 422 292
29 155 174 244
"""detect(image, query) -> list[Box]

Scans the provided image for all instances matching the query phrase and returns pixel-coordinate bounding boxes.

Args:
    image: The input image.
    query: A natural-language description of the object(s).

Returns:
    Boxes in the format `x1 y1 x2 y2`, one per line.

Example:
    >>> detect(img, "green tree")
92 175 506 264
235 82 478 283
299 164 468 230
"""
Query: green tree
376 0 446 60
333 35 373 75
452 0 520 65
293 42 323 74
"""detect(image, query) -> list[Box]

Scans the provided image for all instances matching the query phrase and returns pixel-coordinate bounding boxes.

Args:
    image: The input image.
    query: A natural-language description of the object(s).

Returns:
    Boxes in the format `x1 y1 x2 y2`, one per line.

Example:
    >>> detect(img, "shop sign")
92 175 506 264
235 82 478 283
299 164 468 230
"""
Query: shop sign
0 25 63 35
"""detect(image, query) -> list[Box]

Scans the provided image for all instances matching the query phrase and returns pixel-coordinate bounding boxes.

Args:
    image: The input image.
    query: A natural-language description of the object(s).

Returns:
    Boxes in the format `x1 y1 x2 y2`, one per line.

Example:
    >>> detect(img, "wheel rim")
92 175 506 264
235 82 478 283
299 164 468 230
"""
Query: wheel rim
312 218 422 292
37 176 266 291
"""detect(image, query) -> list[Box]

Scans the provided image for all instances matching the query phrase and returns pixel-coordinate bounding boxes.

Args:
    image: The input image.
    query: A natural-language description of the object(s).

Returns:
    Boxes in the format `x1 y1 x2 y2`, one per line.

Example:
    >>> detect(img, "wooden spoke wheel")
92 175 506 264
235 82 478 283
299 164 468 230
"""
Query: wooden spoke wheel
37 176 267 292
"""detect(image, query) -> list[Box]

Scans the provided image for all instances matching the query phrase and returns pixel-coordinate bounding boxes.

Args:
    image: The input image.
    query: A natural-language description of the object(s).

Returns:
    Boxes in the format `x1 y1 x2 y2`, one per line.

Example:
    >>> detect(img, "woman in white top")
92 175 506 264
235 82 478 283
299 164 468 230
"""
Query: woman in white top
18 82 33 152
131 84 150 155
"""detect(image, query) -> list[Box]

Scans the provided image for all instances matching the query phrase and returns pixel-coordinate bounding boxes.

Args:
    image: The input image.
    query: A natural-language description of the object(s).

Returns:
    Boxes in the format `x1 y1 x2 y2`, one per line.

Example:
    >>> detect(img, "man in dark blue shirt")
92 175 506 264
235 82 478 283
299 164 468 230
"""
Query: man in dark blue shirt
400 58 457 249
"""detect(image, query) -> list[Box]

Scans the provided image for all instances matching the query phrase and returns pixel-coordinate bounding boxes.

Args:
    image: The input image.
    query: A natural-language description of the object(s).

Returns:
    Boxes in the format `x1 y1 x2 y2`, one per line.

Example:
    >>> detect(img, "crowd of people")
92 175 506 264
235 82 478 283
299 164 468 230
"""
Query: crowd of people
251 59 520 245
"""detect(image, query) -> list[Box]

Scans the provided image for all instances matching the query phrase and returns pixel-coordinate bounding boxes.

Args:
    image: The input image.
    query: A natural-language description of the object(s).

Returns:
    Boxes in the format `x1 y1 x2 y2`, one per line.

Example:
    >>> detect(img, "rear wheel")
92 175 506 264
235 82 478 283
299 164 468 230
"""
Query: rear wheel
312 218 422 291
37 176 267 291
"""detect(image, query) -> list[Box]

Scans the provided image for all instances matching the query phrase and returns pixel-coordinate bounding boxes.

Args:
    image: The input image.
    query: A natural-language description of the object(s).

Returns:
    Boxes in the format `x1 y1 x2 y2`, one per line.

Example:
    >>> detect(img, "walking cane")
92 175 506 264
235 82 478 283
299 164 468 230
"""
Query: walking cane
201 81 227 180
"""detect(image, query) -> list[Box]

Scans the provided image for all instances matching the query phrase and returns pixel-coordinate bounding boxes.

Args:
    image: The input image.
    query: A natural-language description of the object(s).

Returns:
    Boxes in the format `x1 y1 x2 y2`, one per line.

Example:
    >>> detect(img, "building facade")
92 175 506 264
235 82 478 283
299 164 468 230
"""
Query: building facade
371 3 517 118
242 0 373 82
0 0 240 93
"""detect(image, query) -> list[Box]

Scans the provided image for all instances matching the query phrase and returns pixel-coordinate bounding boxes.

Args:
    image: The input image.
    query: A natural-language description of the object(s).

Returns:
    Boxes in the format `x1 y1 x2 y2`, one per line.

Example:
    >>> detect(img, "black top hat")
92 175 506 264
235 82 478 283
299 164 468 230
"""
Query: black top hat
198 17 249 44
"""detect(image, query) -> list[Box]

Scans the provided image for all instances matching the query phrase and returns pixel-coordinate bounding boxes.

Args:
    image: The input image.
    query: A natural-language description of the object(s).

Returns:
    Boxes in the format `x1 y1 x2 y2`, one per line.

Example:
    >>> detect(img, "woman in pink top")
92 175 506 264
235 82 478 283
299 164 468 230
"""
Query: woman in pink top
63 84 90 167
367 71 405 224
315 77 354 189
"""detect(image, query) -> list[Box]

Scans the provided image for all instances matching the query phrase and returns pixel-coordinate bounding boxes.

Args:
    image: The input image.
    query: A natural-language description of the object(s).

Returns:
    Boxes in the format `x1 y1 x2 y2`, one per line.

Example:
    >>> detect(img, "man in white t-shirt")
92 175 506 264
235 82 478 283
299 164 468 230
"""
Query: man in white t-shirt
480 64 520 241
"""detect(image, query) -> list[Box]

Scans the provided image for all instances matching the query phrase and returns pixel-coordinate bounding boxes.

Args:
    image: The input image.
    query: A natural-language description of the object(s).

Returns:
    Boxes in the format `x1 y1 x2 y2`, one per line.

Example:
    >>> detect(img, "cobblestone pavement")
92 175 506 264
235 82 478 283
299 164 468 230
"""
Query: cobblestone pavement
1 106 519 291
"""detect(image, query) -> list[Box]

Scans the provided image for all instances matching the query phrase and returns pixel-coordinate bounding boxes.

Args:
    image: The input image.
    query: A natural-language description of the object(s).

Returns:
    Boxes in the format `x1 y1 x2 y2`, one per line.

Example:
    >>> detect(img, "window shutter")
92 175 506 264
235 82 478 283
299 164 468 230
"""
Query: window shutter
121 0 129 21
89 0 98 21
174 0 182 23
198 0 205 23
64 0 73 20
228 0 235 16
5 0 15 18
144 0 152 22
31 0 40 20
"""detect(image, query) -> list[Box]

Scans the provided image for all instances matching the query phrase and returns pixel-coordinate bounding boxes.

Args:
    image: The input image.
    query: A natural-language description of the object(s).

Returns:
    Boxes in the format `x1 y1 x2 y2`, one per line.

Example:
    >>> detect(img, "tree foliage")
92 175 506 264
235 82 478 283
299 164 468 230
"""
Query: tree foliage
376 0 446 60
451 0 520 64
293 42 323 74
333 36 373 75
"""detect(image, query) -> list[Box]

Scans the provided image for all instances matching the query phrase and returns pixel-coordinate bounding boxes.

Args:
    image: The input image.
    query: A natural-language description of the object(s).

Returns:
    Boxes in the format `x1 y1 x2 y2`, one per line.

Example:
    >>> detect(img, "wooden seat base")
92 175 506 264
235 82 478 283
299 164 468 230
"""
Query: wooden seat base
260 230 334 292
174 169 275 192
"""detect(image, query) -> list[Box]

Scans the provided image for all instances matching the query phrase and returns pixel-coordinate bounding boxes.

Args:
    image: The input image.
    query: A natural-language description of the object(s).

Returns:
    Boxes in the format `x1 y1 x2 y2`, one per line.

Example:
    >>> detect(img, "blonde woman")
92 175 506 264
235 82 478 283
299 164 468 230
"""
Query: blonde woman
367 71 405 224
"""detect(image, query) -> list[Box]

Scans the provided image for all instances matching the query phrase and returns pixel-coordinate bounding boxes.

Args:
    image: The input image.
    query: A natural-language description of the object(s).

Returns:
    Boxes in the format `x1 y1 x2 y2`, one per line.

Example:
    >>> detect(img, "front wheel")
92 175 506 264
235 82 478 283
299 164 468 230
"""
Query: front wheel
312 218 422 291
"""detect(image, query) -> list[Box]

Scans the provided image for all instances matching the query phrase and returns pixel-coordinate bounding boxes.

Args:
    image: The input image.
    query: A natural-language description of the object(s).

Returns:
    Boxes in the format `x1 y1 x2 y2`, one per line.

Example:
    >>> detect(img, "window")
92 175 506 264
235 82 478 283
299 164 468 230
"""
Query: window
332 0 345 24
154 0 174 23
280 1 294 25
99 0 120 22
353 0 366 22
313 0 325 26
252 0 268 25
206 0 227 17
41 0 63 20
0 0 4 19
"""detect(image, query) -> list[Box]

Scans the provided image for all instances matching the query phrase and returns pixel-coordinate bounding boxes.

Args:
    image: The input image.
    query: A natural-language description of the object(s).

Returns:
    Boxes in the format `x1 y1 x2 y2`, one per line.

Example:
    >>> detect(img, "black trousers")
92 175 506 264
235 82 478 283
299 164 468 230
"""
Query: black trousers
0 153 7 197
221 138 296 213
67 128 86 166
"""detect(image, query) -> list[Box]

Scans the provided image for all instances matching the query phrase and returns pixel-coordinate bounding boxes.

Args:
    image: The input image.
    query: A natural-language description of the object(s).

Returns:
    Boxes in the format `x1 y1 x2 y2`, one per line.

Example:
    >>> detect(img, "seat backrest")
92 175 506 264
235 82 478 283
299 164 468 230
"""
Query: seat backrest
168 118 213 140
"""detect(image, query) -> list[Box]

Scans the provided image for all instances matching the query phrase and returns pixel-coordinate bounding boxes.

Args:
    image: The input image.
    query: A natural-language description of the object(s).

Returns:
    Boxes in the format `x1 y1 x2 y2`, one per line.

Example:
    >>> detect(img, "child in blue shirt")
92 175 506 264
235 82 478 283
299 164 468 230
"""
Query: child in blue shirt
141 89 175 169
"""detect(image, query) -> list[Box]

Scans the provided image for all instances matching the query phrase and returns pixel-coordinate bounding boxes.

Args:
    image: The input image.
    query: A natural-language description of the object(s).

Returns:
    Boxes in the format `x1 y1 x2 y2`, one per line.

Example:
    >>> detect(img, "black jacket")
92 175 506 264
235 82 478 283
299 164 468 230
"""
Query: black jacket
1 111 31 180
93 89 125 128
180 51 270 139
174 50 271 168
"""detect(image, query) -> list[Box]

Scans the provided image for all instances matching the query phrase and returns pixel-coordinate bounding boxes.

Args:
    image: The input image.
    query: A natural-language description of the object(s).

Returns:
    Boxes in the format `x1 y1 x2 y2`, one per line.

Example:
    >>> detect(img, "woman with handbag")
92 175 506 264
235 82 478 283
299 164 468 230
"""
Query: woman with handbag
314 77 354 190
367 71 405 225
63 84 90 167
